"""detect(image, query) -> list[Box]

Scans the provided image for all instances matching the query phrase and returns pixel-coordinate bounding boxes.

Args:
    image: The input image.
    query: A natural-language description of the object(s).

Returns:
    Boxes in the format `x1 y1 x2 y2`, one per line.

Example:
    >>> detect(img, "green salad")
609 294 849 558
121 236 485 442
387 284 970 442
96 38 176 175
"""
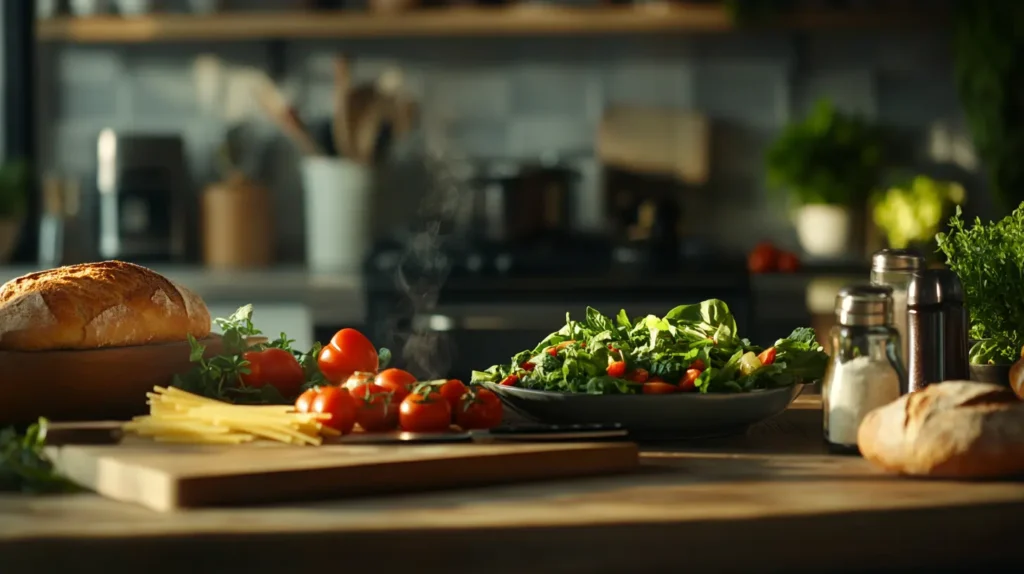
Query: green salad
471 299 829 395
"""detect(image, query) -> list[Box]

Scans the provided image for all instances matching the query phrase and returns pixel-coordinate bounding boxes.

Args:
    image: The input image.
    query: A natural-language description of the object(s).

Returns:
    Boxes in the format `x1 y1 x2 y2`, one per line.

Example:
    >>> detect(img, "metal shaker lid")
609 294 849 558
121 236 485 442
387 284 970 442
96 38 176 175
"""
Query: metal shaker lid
907 268 966 307
871 249 926 273
835 284 894 327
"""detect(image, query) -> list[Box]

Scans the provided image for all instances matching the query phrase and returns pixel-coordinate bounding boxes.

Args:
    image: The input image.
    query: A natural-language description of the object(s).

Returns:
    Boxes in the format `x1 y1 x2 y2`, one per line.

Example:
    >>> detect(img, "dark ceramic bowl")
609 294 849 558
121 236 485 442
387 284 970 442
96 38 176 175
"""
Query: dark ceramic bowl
968 363 1012 387
482 382 804 440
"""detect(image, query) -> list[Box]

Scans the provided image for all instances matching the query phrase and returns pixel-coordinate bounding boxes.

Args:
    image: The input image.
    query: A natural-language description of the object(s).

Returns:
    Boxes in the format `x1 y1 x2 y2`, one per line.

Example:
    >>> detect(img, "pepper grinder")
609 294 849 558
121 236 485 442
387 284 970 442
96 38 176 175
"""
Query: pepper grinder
906 269 970 393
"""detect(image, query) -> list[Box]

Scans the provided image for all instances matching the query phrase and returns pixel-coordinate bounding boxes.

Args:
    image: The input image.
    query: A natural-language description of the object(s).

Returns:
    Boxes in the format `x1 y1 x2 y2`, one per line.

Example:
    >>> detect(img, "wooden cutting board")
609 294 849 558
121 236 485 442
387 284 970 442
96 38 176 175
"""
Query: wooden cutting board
46 438 639 512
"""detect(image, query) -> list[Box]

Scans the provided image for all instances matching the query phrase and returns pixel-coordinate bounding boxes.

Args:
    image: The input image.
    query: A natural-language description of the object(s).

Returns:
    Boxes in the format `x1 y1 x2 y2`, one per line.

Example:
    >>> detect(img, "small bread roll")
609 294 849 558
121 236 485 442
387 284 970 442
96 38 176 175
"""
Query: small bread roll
858 381 1024 479
0 261 211 351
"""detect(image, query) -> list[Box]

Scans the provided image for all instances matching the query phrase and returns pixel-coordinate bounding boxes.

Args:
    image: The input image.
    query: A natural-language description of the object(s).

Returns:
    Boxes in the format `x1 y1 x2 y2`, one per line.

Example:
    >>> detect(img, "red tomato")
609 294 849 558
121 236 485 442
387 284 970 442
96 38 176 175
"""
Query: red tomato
627 369 650 383
294 388 319 413
399 391 452 432
349 382 399 432
499 374 519 386
343 371 376 391
240 348 305 397
757 347 777 366
776 251 801 272
643 381 677 394
455 387 503 430
438 379 468 414
375 368 416 402
747 242 779 274
606 360 627 378
690 359 706 371
317 328 379 384
310 386 357 434
679 368 701 392
520 362 535 371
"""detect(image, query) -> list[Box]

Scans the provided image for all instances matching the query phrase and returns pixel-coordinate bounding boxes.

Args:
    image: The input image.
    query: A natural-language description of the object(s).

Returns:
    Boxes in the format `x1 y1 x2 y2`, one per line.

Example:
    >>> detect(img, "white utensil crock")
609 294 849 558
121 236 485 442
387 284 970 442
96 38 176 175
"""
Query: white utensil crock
301 157 372 273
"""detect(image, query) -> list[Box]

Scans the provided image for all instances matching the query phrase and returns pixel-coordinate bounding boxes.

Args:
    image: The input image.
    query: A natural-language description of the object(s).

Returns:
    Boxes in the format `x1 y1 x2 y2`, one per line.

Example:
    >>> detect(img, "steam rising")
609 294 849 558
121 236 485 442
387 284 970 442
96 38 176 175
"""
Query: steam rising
393 153 465 379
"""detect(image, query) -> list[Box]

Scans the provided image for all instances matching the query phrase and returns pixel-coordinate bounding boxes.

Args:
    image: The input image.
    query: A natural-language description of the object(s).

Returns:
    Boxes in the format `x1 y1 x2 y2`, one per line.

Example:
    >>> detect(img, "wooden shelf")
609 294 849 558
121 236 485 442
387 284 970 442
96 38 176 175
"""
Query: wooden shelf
35 5 935 44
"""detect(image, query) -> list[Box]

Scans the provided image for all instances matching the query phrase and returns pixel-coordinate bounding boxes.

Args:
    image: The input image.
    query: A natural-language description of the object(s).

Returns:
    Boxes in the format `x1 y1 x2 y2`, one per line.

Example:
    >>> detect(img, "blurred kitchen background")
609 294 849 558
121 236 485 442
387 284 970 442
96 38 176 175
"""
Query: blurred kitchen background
0 0 1016 379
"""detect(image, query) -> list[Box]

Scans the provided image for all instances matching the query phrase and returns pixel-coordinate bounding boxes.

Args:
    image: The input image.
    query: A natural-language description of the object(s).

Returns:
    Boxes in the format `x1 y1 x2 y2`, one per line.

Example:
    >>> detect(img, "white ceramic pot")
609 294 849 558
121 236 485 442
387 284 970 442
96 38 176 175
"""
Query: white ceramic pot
301 157 372 273
795 204 851 258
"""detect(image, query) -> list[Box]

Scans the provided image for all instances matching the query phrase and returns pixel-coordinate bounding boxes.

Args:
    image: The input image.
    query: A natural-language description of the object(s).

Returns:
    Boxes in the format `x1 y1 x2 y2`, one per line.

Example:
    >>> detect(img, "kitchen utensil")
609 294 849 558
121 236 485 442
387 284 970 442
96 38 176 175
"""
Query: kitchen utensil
355 93 387 164
597 106 710 185
201 173 273 270
93 129 189 263
0 336 228 425
332 55 352 159
483 382 803 440
46 439 640 511
301 156 372 272
253 75 322 156
906 269 969 392
465 160 578 243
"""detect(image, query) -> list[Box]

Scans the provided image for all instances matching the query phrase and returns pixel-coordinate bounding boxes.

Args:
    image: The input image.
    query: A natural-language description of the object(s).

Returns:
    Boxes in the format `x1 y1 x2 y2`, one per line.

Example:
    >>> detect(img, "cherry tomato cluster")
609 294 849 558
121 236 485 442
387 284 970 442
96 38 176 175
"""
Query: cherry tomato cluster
300 328 504 435
747 241 800 274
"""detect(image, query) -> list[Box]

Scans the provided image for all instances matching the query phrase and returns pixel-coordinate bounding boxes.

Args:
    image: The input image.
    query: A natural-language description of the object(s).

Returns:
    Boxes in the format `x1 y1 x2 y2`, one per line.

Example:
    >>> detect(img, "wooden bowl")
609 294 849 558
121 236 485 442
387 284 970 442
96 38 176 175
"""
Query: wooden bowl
0 336 225 425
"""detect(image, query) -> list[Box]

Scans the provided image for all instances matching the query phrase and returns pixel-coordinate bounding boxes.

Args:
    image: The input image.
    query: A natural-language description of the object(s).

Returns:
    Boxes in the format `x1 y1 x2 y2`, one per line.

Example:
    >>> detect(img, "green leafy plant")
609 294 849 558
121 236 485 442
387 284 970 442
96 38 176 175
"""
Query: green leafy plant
936 204 1024 365
952 0 1024 214
0 159 29 219
766 99 884 207
873 175 966 249
172 304 326 404
1 418 80 494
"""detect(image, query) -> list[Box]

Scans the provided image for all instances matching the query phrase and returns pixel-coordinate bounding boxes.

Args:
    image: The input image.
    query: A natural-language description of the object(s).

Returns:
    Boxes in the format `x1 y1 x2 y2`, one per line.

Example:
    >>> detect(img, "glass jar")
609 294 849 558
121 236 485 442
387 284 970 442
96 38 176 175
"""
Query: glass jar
870 249 925 369
822 285 906 455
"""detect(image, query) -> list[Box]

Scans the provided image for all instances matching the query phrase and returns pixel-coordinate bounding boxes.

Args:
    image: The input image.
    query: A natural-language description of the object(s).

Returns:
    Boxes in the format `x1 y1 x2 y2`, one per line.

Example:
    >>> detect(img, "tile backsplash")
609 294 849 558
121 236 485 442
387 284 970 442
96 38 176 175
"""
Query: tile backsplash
36 15 978 262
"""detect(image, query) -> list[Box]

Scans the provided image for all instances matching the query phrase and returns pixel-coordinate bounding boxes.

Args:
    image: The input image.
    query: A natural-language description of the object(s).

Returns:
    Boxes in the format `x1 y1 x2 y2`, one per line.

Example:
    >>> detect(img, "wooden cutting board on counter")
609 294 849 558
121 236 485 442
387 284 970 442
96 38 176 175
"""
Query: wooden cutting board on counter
46 439 639 512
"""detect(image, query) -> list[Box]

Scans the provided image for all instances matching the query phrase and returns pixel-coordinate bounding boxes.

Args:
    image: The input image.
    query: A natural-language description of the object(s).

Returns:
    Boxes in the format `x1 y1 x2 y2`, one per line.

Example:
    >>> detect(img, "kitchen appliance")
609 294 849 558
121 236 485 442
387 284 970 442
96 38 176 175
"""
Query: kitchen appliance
95 130 189 262
460 159 578 244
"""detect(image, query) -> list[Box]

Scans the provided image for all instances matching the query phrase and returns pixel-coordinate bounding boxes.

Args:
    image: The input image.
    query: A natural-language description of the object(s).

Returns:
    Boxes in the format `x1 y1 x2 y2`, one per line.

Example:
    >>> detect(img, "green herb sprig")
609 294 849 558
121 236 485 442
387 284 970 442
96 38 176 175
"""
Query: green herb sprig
936 204 1024 365
0 418 80 494
172 304 325 404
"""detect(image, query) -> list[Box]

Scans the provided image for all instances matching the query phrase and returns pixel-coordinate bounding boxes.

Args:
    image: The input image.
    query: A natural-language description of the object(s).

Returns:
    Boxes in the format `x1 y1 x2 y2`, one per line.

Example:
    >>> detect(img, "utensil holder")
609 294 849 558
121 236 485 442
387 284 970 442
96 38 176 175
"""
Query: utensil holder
201 174 273 270
301 157 372 273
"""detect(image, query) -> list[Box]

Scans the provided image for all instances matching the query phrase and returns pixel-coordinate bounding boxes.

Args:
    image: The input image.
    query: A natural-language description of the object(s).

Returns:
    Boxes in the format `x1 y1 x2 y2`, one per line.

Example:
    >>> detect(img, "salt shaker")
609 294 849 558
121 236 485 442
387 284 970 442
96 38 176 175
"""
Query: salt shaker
822 285 906 455
906 269 970 393
870 249 925 369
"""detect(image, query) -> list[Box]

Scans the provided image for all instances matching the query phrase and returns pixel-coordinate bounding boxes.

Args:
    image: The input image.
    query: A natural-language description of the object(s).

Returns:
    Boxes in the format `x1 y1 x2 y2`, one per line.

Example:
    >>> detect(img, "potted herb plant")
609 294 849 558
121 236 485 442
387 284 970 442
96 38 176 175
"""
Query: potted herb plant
0 160 28 263
936 203 1024 385
872 174 966 258
766 99 883 257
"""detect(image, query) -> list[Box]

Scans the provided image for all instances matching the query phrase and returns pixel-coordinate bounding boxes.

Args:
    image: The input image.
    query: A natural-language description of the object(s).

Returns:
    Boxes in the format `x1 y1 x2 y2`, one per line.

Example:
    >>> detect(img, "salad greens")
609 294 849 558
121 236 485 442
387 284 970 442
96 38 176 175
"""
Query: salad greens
471 300 828 395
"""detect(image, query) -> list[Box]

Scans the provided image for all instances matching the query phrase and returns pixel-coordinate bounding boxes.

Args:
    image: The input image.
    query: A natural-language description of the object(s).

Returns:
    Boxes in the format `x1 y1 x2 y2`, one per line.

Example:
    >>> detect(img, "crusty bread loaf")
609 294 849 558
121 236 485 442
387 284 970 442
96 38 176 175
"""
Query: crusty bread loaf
0 261 211 351
858 381 1024 479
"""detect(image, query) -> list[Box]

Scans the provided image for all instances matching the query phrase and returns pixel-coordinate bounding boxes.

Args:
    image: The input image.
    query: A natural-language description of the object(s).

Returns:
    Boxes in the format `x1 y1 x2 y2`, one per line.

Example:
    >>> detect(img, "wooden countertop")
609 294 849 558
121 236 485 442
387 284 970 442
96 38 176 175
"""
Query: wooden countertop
2 397 1022 574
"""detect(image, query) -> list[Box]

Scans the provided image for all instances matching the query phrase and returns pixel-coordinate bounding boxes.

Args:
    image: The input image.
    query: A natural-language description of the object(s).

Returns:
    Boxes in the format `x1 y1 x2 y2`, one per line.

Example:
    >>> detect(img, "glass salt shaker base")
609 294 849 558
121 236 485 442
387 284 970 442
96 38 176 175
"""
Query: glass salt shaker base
824 440 862 457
